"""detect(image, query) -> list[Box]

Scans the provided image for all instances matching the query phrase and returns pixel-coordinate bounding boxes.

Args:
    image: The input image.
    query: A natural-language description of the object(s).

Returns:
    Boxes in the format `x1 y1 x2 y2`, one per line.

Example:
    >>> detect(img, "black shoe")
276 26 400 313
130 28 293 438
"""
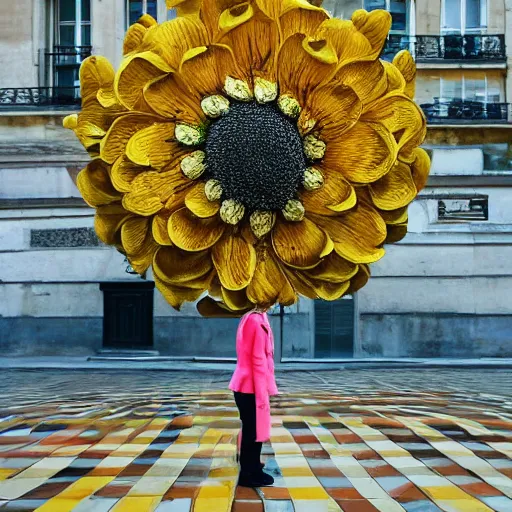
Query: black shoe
236 454 265 470
238 470 274 488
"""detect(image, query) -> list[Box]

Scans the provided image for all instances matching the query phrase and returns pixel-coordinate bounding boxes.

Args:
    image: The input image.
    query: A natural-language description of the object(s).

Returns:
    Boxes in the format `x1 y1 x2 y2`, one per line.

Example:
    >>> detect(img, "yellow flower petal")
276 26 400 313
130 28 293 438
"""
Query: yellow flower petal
219 2 254 35
221 287 252 311
185 182 220 218
76 160 121 207
311 203 387 264
379 206 408 225
166 0 202 16
323 122 397 184
152 210 174 246
180 44 242 97
247 250 296 307
212 234 257 291
126 122 188 169
123 23 148 56
128 237 159 274
383 60 406 94
121 217 151 255
280 0 329 42
100 114 164 165
273 217 330 269
115 51 172 111
154 273 206 310
277 33 337 107
301 174 356 216
219 6 279 82
123 169 192 216
300 84 361 141
80 56 117 107
385 222 408 244
316 10 391 70
110 157 145 193
369 161 417 210
197 295 250 318
169 208 226 251
138 16 209 69
393 50 416 99
334 60 388 105
363 93 426 162
285 270 350 301
410 147 431 192
305 252 359 283
154 246 212 285
347 264 370 294
144 73 204 123
94 203 132 246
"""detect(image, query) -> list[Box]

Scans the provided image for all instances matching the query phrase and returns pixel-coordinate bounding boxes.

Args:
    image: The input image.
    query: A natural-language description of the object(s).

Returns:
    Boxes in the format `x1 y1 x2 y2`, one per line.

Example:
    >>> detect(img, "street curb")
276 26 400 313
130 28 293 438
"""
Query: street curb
2 358 512 372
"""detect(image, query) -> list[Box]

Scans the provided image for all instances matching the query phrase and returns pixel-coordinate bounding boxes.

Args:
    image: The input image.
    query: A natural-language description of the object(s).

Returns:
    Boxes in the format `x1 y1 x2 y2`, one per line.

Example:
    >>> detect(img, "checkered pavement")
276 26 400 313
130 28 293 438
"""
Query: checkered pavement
0 369 511 511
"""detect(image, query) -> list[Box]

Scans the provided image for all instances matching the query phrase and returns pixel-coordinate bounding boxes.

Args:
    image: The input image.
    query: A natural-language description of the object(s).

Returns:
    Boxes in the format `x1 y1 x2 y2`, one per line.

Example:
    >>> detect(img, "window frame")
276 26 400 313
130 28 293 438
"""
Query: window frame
55 0 91 48
439 73 501 103
441 0 488 35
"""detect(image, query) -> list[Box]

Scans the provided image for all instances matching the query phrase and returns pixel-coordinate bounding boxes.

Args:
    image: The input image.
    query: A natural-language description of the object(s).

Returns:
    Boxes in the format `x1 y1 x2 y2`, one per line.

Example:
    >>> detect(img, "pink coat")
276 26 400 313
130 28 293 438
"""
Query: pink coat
229 312 278 442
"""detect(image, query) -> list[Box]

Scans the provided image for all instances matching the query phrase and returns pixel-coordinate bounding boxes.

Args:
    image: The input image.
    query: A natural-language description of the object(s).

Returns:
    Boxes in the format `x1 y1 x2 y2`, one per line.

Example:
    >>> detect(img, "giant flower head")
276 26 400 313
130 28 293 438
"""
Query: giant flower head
64 0 430 316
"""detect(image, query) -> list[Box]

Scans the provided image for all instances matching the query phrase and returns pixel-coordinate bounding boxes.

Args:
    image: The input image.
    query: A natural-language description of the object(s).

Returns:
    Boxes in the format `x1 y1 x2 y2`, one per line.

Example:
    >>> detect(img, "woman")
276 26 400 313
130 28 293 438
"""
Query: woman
229 308 278 487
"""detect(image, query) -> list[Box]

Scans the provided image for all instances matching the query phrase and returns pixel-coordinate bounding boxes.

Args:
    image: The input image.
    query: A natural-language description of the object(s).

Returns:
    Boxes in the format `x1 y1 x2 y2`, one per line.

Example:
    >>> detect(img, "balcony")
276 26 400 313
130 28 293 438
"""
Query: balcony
382 34 506 63
0 46 92 111
0 87 81 110
420 99 510 124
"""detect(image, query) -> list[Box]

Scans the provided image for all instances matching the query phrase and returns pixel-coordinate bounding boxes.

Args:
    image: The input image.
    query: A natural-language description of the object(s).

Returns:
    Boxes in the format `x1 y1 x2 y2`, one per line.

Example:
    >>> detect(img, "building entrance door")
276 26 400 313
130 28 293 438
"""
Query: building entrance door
314 297 355 358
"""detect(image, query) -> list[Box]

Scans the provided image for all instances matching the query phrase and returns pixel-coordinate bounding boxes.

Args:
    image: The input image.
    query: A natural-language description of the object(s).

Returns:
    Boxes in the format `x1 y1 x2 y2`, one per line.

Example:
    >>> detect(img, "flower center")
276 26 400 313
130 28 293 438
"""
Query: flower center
205 102 307 212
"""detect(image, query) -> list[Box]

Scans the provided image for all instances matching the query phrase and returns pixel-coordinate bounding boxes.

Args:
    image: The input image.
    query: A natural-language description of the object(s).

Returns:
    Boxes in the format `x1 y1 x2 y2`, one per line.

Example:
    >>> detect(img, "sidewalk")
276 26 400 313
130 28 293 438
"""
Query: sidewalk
2 356 512 372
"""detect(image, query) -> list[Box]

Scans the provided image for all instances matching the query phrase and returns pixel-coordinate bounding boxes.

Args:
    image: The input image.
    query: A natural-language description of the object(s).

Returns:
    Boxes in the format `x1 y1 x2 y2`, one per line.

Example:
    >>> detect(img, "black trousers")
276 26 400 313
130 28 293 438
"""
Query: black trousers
234 392 262 473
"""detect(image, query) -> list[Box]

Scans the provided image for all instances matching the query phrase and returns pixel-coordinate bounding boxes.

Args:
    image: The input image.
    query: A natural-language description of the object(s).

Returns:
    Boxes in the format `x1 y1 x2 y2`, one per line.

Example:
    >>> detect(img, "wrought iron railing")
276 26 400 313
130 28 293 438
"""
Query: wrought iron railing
0 87 81 108
382 34 506 61
420 99 510 123
46 45 92 66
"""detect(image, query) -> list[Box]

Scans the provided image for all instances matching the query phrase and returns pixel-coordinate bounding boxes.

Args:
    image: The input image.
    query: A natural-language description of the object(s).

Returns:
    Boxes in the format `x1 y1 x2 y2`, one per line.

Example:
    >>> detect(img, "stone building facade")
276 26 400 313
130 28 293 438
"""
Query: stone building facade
1 0 511 360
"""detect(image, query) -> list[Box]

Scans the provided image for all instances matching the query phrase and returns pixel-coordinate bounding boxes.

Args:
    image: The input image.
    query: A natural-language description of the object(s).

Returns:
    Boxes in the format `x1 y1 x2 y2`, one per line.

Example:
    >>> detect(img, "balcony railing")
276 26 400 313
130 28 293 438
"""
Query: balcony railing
420 99 510 123
382 34 506 62
0 87 81 109
45 45 93 67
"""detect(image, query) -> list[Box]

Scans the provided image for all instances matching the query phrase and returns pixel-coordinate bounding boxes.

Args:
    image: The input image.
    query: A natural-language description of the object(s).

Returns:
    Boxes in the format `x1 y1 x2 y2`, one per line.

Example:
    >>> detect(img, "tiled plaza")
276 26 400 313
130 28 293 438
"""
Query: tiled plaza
0 369 511 511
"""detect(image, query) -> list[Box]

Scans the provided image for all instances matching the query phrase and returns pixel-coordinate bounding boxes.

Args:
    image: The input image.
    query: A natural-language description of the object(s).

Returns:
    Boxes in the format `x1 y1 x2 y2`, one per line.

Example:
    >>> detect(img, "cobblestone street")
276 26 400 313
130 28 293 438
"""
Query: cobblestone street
0 369 511 511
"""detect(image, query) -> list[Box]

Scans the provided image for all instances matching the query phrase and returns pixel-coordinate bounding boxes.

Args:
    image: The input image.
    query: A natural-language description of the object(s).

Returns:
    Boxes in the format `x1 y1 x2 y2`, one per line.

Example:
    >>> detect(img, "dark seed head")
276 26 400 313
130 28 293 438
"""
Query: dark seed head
205 101 306 212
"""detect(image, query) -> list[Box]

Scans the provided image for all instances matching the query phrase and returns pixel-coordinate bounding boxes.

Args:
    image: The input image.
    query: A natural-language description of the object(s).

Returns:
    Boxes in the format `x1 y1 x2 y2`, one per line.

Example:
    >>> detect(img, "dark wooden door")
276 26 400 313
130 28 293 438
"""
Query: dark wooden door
100 282 154 349
315 298 354 358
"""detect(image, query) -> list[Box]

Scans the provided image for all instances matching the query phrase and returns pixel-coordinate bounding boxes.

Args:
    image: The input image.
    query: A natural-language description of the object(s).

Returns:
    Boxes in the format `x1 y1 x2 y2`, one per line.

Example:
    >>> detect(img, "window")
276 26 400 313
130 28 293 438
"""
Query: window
440 74 502 103
442 0 487 34
57 0 91 47
53 0 91 91
127 0 158 26
364 0 408 32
